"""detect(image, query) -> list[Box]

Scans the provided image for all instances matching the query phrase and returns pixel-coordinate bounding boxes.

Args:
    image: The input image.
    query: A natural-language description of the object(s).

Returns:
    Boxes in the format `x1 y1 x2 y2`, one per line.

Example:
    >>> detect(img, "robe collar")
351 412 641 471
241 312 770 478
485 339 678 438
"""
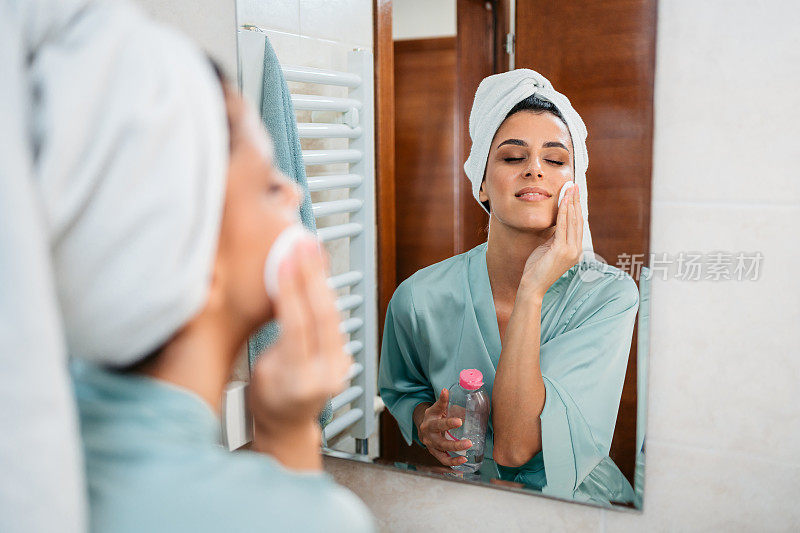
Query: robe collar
71 359 220 447
467 240 573 364
467 242 503 366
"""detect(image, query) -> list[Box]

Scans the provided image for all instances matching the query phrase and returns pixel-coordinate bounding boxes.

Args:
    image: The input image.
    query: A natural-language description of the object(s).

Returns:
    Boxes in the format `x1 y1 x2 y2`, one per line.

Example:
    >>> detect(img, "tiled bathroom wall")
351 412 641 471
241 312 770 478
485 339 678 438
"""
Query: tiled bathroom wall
393 0 455 40
135 0 237 74
237 0 372 62
323 0 800 531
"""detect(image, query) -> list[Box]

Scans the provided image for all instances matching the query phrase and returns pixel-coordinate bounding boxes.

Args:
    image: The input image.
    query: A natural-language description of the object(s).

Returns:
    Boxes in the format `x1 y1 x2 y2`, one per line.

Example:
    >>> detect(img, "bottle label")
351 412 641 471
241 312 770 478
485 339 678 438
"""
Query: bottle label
445 430 467 456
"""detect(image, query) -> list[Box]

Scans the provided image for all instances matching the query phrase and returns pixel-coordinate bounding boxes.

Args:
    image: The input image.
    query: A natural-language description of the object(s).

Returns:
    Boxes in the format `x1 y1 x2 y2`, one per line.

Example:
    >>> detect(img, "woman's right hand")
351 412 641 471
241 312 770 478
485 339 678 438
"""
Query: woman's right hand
249 238 352 446
518 184 584 301
414 388 473 467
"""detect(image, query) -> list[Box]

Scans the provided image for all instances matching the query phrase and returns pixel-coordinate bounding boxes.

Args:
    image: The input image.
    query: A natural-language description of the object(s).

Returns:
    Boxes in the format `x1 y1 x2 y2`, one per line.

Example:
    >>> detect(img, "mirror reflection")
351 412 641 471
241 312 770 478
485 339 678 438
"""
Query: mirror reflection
236 0 655 512
381 65 633 491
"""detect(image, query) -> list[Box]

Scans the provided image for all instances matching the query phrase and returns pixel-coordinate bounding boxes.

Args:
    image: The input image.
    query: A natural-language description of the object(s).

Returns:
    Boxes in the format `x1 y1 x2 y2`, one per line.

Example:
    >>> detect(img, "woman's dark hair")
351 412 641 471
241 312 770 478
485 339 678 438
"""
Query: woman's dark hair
480 95 568 214
207 55 234 151
505 93 567 123
207 56 227 85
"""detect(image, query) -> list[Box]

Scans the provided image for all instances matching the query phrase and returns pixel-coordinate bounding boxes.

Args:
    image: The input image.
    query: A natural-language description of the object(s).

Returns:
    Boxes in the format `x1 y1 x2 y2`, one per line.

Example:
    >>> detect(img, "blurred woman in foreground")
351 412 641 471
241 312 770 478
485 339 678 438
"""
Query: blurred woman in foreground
8 0 373 531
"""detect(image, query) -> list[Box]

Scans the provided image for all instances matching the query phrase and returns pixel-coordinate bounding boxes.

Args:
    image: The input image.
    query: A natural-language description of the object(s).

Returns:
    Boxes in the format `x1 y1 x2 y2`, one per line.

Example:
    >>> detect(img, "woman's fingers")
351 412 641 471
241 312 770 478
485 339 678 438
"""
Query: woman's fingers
429 388 449 415
428 448 468 467
295 240 351 390
566 186 578 249
428 448 462 466
430 434 473 452
427 417 462 433
567 188 574 243
573 184 583 252
554 185 569 244
276 253 311 361
297 239 345 361
293 240 325 357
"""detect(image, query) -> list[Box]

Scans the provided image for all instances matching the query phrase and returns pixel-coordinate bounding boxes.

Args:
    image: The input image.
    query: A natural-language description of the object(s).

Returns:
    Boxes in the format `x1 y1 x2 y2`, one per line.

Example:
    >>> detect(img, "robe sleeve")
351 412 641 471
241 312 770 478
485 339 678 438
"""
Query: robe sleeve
377 279 435 446
537 272 639 496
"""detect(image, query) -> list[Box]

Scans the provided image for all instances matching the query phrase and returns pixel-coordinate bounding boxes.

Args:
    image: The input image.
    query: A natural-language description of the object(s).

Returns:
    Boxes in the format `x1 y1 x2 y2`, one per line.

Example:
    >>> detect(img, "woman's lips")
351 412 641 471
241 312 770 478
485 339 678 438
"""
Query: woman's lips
515 192 550 202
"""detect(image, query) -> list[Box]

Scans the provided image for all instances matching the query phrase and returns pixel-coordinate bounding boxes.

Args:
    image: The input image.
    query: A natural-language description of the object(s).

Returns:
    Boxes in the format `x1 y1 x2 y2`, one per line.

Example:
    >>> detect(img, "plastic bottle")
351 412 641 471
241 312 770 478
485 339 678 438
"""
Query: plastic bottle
445 369 490 473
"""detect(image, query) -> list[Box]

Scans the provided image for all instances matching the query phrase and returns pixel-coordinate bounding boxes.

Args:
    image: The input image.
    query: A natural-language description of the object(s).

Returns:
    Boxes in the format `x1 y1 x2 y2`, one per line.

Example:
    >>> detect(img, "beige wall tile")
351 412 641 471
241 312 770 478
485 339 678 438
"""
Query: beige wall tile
651 0 800 204
645 203 800 462
260 29 304 66
604 441 800 532
237 0 300 34
295 35 362 72
299 0 373 48
324 456 603 533
135 0 238 76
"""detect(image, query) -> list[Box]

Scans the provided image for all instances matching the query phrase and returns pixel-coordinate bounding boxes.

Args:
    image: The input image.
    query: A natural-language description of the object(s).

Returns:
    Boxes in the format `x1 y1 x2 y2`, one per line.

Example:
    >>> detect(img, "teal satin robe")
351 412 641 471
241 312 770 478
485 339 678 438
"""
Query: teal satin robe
378 241 639 500
71 360 374 533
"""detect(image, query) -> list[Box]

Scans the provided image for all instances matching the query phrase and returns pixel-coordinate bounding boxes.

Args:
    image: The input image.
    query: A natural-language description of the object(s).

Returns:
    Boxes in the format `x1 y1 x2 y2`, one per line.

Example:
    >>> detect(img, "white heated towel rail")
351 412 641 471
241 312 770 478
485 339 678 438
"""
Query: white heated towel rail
233 27 379 455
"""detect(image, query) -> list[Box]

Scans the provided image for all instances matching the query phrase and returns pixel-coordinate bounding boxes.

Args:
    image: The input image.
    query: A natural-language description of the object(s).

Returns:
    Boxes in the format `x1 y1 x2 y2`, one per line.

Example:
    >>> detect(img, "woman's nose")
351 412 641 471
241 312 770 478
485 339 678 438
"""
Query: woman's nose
524 160 544 179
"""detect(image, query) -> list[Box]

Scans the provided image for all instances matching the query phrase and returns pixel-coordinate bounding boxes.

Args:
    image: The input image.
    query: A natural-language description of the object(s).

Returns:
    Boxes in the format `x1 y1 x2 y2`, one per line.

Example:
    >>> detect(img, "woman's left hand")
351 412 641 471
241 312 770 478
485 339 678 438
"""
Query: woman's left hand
518 184 584 301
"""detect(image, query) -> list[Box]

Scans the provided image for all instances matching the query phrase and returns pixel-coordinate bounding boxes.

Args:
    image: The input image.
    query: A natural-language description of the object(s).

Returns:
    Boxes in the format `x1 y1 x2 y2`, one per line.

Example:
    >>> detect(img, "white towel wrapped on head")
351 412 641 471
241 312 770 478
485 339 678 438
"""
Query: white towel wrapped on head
463 69 594 256
0 0 228 529
33 0 230 367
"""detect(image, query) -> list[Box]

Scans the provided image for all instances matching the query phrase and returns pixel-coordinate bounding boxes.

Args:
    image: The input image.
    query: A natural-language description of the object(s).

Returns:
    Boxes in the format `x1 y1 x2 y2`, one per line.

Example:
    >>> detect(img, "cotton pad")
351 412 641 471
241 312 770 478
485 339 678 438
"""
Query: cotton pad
264 225 318 299
558 181 575 207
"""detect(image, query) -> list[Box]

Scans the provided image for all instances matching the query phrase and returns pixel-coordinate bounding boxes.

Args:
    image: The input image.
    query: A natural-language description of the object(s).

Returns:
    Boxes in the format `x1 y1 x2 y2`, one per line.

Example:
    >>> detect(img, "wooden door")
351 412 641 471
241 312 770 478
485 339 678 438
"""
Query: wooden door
393 38 459 283
379 37 458 466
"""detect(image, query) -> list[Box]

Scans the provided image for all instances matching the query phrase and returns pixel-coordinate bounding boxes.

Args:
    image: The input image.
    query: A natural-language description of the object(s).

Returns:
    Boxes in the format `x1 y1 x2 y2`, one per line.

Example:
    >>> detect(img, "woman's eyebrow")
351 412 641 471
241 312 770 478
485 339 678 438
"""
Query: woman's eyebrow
497 138 527 148
543 141 569 151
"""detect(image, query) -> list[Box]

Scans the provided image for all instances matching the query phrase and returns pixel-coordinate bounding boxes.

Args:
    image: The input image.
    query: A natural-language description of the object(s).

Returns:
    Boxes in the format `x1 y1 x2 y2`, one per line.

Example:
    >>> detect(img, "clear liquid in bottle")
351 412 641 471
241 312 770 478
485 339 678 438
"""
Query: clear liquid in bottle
446 369 490 473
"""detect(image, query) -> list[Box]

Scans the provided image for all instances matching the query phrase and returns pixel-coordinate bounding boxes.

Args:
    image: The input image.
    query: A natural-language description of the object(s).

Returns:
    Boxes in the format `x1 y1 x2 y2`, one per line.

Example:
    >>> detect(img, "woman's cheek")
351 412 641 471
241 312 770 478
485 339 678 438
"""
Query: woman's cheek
499 168 520 193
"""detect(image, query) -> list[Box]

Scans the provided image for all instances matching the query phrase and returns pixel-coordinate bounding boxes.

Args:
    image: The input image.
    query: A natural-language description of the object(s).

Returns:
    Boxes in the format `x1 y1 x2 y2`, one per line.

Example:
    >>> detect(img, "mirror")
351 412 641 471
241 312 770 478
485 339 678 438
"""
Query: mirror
235 0 655 511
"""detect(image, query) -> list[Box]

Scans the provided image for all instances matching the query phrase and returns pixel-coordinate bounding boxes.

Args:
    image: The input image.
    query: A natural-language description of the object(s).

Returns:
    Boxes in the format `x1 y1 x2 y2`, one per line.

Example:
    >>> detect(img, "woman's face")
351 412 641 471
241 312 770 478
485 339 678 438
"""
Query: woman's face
214 89 303 328
480 110 574 231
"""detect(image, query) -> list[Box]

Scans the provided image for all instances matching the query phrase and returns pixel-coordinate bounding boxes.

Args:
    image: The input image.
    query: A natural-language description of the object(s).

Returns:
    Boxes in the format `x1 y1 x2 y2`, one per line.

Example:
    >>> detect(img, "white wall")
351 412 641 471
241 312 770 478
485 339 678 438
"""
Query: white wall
325 1 800 530
393 0 456 40
134 0 238 76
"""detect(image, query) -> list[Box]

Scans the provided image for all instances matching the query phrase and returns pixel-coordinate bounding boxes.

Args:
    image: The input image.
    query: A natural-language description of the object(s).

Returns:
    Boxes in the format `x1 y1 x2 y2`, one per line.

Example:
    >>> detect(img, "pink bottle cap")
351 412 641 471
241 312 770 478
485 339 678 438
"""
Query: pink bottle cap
459 369 484 390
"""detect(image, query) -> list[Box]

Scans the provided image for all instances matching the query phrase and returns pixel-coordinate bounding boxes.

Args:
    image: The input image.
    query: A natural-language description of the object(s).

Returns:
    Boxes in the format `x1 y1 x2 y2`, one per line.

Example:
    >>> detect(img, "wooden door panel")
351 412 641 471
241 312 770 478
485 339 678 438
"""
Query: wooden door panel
380 37 459 465
393 38 458 283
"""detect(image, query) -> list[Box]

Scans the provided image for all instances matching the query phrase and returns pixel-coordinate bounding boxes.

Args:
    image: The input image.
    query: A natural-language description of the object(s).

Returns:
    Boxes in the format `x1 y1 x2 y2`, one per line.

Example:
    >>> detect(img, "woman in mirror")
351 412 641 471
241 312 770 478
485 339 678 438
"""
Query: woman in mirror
378 69 639 501
30 2 374 530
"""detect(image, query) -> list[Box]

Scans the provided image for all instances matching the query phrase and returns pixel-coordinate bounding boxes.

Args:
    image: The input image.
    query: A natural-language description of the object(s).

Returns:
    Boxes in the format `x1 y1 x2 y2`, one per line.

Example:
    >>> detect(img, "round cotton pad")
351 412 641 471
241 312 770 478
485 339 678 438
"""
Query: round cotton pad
558 181 575 207
264 225 318 299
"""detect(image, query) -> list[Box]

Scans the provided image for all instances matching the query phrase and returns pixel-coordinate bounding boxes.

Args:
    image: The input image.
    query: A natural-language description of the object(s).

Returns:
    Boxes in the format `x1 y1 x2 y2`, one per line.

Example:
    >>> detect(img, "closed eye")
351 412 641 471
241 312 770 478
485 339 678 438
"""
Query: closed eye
545 159 564 166
504 157 525 162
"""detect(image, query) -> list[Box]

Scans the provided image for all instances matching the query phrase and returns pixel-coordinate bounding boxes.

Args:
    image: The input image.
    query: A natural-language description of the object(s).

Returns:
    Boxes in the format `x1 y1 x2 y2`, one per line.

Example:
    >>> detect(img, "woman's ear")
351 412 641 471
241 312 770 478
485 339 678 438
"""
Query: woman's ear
478 179 489 203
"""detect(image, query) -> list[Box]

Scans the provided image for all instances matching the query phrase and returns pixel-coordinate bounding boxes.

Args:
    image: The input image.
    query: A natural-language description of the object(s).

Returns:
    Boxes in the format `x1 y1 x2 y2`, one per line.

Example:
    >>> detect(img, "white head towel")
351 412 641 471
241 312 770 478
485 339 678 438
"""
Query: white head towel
463 69 594 256
33 0 229 366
